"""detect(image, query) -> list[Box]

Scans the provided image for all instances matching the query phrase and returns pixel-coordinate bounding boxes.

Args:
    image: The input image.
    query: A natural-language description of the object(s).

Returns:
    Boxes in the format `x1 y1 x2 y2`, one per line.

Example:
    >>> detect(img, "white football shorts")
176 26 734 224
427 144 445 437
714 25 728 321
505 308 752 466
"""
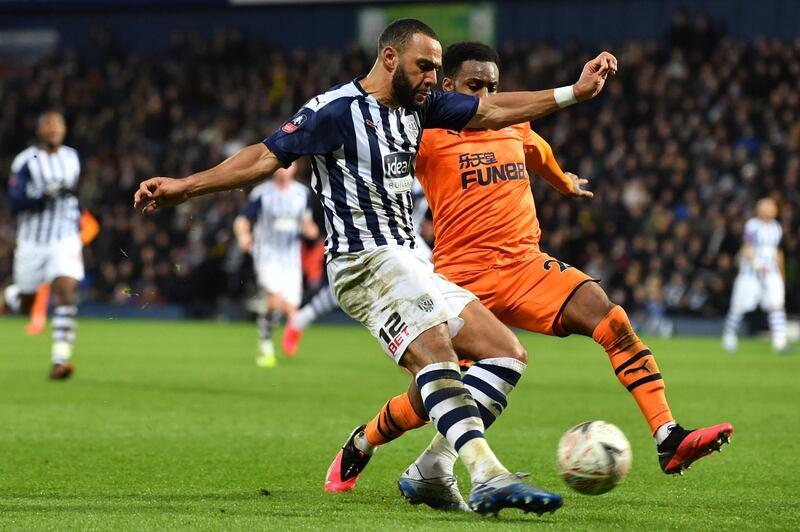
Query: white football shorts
729 272 785 313
328 245 477 363
255 260 303 308
13 236 84 293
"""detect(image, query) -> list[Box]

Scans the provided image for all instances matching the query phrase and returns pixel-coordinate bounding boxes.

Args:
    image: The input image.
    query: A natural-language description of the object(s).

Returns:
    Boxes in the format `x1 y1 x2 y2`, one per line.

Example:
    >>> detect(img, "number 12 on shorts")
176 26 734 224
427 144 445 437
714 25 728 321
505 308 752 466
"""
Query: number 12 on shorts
378 312 410 355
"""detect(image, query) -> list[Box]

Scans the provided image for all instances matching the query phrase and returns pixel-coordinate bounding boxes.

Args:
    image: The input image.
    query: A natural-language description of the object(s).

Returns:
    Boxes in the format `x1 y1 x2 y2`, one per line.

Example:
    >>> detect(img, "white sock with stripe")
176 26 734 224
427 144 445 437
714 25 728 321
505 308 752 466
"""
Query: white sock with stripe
412 358 526 479
769 309 787 351
52 305 77 364
416 361 508 484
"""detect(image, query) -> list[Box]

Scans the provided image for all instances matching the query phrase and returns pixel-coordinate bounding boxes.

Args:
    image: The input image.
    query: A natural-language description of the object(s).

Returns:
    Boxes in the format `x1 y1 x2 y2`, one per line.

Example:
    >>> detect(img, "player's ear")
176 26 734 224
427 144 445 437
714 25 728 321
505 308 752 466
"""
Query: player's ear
442 77 455 92
381 46 399 71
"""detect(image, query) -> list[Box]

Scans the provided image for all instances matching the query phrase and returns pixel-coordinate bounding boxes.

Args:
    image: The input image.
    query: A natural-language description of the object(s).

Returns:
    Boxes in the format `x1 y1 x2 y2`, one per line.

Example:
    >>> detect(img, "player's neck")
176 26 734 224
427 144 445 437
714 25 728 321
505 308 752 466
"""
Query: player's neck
359 65 399 109
39 143 60 154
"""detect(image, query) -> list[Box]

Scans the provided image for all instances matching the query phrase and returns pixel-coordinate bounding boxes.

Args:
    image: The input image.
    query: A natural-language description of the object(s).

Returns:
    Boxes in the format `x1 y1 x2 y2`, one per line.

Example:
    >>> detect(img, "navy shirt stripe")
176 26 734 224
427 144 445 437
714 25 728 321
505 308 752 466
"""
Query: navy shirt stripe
325 152 364 253
358 101 404 246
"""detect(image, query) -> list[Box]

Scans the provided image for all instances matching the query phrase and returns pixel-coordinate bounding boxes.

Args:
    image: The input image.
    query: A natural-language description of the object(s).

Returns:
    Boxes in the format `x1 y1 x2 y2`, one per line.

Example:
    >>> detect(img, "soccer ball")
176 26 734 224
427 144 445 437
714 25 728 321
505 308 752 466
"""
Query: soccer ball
556 420 632 495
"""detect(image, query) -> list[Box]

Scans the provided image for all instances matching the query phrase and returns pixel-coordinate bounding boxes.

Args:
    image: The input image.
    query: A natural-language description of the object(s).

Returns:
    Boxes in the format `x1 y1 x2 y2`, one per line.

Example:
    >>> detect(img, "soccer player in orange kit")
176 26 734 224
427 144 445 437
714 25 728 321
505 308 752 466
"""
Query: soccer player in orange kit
324 42 733 510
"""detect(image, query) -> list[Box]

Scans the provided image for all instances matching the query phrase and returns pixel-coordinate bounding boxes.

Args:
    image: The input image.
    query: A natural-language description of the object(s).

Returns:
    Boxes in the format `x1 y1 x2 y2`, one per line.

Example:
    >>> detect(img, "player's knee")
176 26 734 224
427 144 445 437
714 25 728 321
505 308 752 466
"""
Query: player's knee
52 277 79 305
564 282 617 336
401 325 459 375
508 337 528 364
401 349 459 376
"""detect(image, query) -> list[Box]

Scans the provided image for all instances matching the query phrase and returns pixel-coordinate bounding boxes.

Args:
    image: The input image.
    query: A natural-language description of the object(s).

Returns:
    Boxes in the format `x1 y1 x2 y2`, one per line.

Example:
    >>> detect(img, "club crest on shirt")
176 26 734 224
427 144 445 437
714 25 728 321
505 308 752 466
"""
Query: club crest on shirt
281 112 308 134
401 114 420 135
416 294 435 313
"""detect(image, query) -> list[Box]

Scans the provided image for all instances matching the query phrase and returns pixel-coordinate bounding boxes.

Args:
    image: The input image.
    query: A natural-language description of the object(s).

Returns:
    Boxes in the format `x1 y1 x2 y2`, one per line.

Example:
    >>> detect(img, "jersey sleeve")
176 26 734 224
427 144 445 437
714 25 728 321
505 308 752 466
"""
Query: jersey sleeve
8 160 44 214
523 124 572 195
421 91 479 131
263 102 345 167
242 198 262 223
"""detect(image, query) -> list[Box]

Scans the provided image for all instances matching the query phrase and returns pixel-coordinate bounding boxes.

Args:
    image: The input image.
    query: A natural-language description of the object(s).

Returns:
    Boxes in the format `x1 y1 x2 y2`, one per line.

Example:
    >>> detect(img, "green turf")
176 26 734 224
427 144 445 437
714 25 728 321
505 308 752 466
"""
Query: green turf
1 317 798 530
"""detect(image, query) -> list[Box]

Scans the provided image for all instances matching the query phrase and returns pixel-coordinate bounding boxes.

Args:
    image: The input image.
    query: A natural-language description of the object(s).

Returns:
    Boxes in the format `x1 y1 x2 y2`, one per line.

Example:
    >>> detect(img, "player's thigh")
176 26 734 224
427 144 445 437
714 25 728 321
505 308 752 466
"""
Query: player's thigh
760 274 786 311
560 281 614 337
261 264 302 314
45 237 84 286
729 275 759 313
328 247 462 365
450 300 526 364
13 244 47 294
497 254 597 337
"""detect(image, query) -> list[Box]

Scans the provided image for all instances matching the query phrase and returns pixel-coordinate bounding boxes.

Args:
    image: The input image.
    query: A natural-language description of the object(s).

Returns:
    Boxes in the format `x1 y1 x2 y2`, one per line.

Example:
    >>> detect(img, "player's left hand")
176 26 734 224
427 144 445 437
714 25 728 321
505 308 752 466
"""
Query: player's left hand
573 51 618 102
565 173 594 198
134 177 190 214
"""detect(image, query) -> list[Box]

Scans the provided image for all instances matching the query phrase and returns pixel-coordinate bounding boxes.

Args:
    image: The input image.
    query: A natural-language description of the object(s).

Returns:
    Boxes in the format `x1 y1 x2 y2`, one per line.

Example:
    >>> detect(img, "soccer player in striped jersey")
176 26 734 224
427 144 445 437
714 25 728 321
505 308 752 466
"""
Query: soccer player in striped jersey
723 198 789 352
135 18 618 515
324 42 733 510
5 111 83 379
234 163 319 367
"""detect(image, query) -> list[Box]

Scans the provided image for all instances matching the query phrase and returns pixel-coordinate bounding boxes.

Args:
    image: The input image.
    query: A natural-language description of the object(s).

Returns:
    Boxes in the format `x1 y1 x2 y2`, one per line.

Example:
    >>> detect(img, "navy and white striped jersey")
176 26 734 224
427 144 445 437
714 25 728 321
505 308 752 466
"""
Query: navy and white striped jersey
8 145 81 245
244 181 312 269
741 217 782 275
263 79 478 256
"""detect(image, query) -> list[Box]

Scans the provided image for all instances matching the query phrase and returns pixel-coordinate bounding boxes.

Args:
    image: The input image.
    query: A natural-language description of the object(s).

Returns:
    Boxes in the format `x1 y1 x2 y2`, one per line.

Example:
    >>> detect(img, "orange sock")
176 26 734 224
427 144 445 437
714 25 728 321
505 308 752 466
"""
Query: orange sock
26 284 50 336
364 393 428 448
592 305 674 435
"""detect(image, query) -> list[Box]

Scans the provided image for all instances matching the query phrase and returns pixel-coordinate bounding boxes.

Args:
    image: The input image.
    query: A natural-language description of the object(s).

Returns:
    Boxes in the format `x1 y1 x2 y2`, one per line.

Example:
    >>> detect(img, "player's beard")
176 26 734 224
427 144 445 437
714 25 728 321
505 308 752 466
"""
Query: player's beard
392 65 428 111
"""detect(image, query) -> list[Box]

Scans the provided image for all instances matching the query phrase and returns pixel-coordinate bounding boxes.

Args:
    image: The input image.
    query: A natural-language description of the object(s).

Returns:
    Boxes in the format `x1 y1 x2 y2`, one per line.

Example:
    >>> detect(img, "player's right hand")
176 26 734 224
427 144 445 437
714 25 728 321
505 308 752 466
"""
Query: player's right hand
565 173 594 198
573 51 617 102
134 177 190 214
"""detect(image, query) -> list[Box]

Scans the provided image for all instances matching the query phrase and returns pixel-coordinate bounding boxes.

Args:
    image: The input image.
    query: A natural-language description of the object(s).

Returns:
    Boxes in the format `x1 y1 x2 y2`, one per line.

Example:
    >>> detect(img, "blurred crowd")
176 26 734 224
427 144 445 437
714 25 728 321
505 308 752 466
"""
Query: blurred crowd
1 13 798 319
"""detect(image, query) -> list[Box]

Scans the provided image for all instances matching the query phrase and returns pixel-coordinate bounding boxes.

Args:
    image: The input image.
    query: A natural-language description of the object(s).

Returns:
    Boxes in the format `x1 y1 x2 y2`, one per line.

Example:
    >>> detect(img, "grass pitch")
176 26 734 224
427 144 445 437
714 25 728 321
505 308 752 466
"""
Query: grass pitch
1 317 798 530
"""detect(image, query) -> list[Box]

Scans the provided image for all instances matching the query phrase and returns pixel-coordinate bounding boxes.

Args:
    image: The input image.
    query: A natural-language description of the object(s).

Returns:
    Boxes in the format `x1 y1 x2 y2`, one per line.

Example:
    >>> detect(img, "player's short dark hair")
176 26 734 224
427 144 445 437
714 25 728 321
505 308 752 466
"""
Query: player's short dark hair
378 18 439 53
37 109 64 125
443 41 500 78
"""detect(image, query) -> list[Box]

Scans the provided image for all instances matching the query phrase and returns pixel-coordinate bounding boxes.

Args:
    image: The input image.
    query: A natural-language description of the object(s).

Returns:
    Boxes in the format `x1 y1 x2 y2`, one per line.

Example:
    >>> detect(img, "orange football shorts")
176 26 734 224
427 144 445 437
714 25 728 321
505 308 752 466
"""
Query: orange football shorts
448 252 597 337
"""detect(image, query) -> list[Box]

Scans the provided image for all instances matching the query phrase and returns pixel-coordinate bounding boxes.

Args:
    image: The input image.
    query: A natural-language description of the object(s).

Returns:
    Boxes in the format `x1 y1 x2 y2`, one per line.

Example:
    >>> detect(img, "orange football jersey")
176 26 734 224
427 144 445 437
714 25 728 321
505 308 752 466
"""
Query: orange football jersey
417 122 560 279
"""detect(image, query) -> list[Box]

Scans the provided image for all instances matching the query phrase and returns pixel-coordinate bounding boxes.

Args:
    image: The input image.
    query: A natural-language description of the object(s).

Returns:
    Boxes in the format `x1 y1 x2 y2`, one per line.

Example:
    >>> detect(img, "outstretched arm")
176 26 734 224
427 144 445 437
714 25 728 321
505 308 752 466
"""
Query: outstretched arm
134 143 282 214
467 52 617 130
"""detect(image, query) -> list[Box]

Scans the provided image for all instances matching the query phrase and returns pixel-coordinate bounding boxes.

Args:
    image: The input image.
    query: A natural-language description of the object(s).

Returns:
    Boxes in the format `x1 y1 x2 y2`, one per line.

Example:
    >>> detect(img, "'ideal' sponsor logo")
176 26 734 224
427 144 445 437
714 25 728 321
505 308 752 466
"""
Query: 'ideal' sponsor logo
383 152 414 180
